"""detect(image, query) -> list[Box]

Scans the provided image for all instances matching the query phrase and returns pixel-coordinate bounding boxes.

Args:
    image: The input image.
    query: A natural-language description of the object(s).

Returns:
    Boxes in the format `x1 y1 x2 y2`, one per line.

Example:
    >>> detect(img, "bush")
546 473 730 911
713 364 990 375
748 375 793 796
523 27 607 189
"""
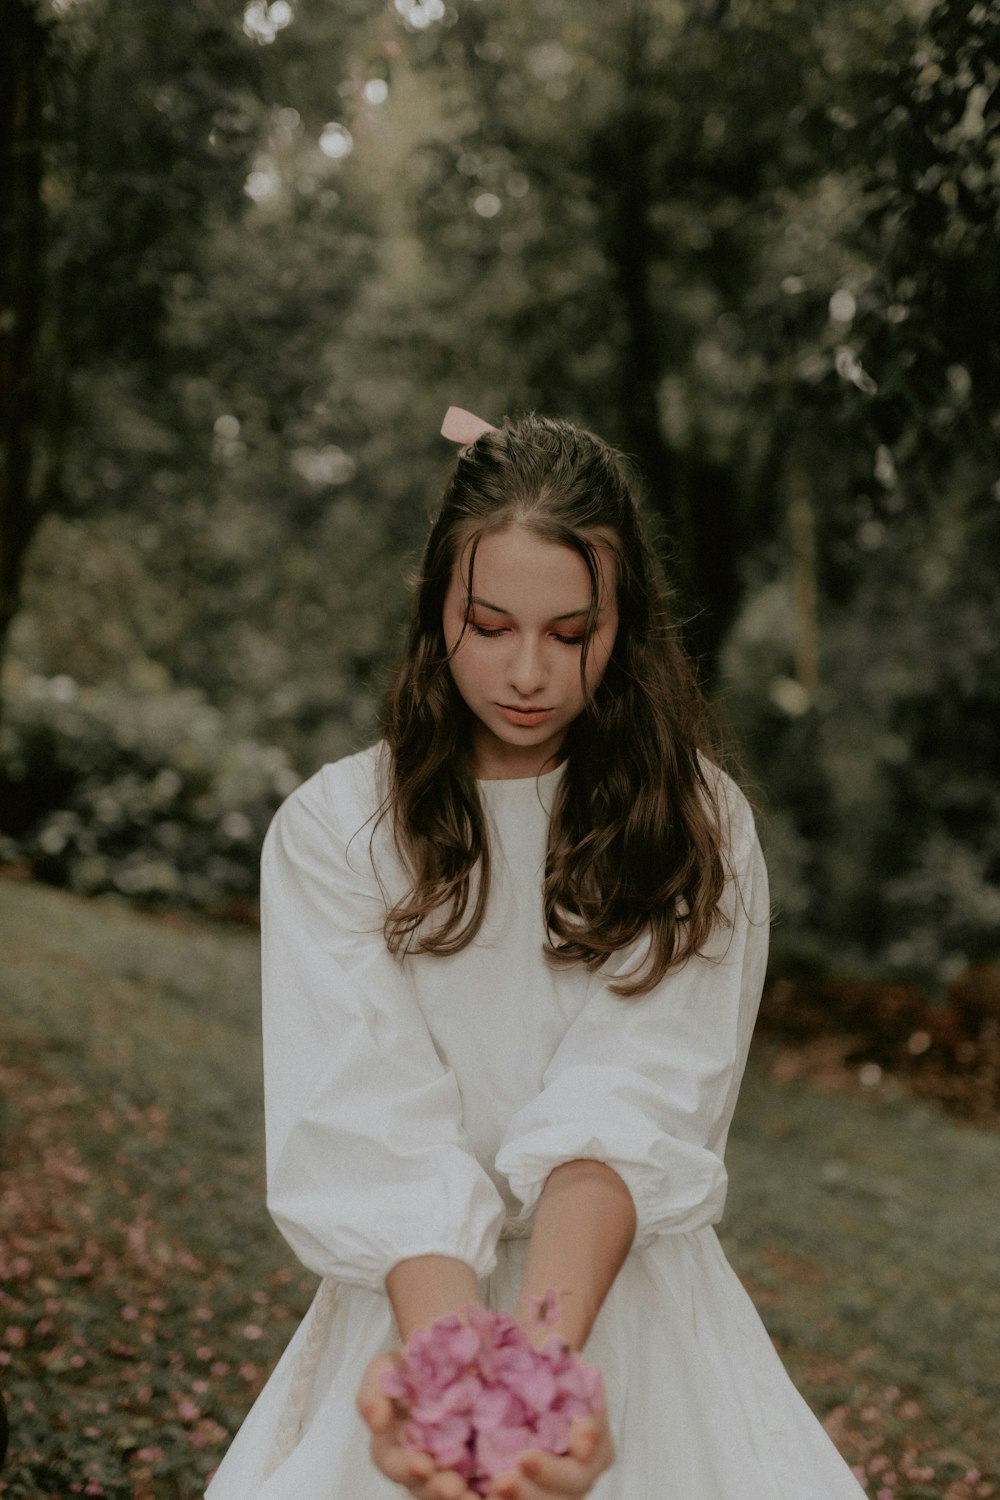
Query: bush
0 675 301 910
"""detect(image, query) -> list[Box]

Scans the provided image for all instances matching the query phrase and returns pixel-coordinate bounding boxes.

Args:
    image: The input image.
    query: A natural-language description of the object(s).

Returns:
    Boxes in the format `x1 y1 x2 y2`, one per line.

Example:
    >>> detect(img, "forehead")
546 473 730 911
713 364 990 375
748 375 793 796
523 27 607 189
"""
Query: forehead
451 523 616 608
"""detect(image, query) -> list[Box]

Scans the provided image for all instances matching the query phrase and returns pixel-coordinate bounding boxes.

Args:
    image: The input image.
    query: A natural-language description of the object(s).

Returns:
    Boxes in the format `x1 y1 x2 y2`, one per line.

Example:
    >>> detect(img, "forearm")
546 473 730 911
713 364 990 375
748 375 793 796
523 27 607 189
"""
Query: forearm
517 1158 637 1351
385 1254 479 1342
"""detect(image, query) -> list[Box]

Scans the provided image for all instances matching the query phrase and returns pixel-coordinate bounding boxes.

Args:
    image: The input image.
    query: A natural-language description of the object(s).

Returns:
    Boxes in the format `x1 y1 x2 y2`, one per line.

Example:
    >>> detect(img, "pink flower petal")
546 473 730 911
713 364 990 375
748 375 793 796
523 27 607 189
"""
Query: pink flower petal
389 1300 605 1495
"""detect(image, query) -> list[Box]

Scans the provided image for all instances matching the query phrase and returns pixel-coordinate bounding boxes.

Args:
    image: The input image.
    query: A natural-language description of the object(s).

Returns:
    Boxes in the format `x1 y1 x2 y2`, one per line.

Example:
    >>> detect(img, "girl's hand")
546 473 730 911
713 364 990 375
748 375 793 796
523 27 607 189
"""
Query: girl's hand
357 1352 479 1500
487 1413 614 1500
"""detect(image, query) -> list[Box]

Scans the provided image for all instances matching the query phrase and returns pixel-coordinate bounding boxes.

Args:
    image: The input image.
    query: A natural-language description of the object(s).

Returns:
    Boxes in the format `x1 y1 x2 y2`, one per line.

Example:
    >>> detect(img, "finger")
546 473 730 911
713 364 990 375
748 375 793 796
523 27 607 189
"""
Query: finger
371 1431 434 1488
425 1471 478 1500
567 1418 601 1463
488 1470 563 1500
516 1450 593 1497
357 1356 396 1433
404 1466 479 1500
487 1470 525 1500
571 1415 615 1468
370 1423 480 1500
518 1425 614 1494
489 1450 573 1499
392 1450 480 1500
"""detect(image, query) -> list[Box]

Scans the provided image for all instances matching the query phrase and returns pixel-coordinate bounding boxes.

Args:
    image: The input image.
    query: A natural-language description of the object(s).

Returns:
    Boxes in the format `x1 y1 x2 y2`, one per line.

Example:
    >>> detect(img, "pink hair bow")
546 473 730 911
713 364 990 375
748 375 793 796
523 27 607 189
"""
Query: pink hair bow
441 406 498 445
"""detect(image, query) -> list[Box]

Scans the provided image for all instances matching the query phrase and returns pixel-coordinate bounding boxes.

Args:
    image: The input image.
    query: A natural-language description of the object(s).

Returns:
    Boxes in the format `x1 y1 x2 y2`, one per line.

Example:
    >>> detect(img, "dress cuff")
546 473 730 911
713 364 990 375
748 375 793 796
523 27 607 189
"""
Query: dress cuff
268 1166 505 1291
495 1067 729 1247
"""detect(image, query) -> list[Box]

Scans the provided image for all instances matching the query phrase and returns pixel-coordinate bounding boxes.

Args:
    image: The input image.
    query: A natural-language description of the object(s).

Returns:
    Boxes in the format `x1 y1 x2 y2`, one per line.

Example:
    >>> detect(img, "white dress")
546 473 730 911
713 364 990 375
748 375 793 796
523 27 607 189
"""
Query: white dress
207 743 866 1500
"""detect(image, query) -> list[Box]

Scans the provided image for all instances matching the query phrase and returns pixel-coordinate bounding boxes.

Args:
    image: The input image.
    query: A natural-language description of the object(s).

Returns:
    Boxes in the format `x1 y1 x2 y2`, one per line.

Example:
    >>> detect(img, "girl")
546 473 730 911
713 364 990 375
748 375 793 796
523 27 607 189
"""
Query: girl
207 409 867 1500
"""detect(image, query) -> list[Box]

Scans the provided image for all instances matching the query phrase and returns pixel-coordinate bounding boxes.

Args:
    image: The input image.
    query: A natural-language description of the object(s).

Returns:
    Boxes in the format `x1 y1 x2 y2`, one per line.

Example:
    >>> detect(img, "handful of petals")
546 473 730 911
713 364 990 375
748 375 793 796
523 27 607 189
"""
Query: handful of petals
379 1296 606 1494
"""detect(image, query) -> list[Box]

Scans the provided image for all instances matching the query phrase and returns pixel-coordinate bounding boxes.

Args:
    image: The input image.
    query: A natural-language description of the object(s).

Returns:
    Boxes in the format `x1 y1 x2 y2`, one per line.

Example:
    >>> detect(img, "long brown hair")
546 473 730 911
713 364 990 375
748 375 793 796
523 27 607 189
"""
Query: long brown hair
380 413 728 996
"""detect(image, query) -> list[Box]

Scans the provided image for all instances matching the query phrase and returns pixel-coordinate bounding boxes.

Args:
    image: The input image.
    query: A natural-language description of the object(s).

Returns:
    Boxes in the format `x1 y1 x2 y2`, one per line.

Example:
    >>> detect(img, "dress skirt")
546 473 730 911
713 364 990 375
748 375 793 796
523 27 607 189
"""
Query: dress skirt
206 1226 866 1500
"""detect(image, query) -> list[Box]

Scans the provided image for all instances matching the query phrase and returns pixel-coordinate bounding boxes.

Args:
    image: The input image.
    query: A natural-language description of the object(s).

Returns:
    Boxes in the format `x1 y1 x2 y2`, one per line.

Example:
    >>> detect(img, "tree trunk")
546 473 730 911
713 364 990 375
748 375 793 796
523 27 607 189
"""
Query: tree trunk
588 2 742 680
589 8 681 539
0 0 50 723
788 462 819 704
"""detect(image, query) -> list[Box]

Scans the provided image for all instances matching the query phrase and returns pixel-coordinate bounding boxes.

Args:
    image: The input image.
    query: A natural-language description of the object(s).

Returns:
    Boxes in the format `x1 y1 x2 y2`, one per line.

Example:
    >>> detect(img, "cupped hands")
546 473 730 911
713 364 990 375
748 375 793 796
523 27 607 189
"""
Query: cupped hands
357 1352 613 1500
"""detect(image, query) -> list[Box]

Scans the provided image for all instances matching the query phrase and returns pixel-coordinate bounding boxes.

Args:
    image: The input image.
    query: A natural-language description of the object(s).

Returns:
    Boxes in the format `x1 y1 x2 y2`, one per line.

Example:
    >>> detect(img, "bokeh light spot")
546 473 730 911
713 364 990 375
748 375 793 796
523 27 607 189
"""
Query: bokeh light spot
243 0 294 44
319 123 354 160
394 0 445 29
829 288 856 323
244 161 282 203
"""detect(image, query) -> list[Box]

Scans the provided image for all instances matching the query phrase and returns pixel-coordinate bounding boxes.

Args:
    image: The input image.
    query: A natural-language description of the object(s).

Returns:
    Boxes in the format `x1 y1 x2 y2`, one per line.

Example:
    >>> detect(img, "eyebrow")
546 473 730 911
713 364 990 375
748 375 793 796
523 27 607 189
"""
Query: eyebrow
470 595 595 622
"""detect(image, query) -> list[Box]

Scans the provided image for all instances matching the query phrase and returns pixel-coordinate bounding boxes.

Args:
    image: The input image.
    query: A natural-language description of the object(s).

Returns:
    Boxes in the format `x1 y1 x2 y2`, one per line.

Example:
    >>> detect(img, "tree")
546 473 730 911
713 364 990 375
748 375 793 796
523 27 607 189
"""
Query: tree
1 1 50 709
329 0 930 674
0 0 262 716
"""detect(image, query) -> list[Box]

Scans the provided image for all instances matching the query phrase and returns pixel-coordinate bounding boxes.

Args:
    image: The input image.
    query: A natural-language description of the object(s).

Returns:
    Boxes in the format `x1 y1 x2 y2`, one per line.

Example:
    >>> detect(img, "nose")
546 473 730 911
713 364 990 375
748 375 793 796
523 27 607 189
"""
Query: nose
506 635 547 699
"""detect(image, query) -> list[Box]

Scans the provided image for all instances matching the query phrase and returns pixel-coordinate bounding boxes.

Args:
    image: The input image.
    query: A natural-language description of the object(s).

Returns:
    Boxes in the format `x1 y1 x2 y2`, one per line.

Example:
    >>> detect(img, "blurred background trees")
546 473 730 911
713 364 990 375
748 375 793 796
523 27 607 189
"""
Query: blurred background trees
1 0 997 985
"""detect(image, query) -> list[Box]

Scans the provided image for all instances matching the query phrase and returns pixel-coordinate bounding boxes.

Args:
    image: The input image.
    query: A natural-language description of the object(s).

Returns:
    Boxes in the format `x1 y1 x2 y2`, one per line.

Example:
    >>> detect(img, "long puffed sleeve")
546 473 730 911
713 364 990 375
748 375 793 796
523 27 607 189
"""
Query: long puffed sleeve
494 775 769 1247
261 750 507 1291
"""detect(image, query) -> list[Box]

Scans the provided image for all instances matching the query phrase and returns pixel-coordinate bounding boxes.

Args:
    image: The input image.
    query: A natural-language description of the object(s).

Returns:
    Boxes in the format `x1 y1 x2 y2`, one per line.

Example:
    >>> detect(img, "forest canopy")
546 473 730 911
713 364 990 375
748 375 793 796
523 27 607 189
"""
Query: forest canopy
1 0 998 986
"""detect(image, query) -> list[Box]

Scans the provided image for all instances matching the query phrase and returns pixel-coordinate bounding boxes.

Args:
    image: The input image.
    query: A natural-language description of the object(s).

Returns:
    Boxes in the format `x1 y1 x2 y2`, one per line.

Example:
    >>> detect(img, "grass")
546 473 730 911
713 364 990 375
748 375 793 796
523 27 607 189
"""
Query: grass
0 878 997 1499
724 1065 1000 1497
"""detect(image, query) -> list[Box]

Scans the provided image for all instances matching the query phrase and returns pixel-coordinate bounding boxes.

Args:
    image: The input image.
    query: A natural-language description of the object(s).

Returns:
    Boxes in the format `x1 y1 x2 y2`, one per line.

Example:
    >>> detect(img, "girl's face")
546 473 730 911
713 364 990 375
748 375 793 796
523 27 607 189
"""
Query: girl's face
442 523 619 780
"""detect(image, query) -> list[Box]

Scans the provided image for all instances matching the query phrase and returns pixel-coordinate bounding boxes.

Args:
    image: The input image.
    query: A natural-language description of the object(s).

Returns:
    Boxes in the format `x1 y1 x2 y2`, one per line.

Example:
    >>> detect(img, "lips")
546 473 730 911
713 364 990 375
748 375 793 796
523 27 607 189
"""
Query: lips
497 704 553 726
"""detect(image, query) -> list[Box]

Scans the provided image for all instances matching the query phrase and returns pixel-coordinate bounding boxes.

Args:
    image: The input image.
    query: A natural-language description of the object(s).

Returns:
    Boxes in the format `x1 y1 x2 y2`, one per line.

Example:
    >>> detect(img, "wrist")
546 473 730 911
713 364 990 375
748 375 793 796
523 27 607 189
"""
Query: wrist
385 1254 479 1342
516 1286 594 1352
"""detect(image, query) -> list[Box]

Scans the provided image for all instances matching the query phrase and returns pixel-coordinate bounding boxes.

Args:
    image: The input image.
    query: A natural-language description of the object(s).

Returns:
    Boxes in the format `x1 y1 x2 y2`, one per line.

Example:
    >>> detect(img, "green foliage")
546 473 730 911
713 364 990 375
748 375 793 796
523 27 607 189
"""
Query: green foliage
41 0 262 371
844 0 1000 477
0 674 299 907
2 0 998 984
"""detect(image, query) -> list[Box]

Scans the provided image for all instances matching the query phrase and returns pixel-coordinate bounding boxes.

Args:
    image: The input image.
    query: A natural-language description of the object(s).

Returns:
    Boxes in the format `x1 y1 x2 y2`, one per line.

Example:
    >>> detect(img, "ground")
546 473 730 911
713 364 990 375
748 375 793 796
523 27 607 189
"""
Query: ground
1 879 997 1499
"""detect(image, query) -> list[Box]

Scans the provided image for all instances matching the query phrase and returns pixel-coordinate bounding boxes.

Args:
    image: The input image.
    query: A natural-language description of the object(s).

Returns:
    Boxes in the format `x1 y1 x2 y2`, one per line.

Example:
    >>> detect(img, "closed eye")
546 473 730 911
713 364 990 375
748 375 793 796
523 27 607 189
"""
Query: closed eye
468 622 585 646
